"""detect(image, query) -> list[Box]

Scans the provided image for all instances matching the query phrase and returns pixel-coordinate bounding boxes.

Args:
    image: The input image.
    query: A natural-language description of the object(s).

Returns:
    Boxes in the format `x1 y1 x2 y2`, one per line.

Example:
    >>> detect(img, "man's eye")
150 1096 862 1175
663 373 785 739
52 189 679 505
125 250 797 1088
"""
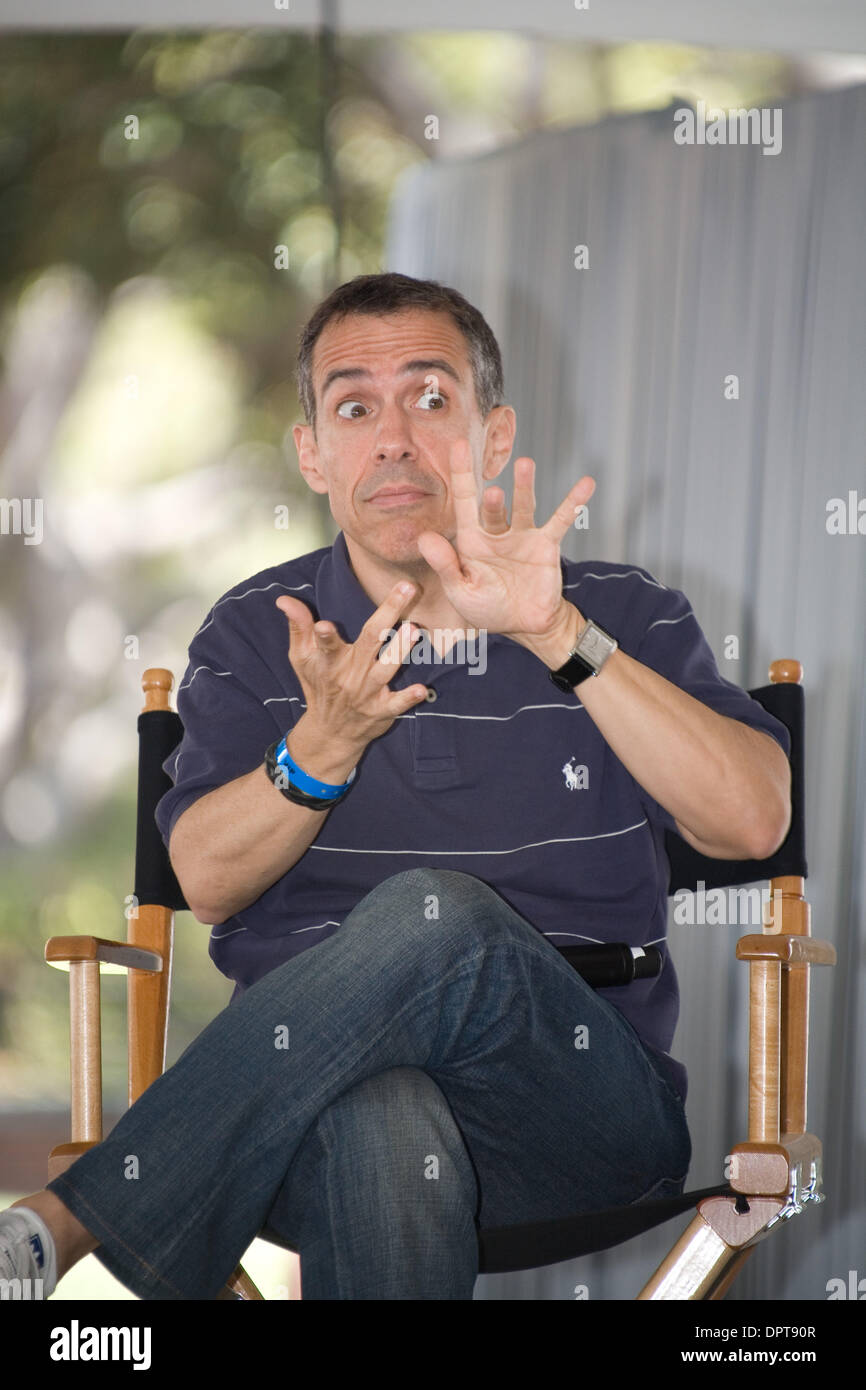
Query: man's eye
336 400 368 419
416 390 446 410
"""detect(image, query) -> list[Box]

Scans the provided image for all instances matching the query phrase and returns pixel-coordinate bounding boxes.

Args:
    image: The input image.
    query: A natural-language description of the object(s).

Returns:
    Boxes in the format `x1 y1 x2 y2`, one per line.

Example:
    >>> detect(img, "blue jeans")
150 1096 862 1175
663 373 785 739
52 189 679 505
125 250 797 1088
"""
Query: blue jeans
47 869 691 1300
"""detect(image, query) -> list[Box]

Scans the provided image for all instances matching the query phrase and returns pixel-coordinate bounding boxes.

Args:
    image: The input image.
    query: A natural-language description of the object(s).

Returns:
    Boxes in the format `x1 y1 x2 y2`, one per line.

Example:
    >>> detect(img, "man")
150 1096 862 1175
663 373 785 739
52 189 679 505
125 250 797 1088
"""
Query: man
2 272 791 1300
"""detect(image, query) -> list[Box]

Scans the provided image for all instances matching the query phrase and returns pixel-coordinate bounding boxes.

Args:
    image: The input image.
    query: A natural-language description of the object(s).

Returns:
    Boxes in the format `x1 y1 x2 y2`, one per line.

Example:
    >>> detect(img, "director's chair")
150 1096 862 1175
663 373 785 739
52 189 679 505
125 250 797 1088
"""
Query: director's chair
44 658 834 1300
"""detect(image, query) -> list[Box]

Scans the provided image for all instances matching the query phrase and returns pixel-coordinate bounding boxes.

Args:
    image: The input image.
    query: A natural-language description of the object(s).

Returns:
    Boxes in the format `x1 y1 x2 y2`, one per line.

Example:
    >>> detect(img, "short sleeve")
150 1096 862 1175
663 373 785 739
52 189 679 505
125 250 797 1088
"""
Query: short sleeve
154 613 282 848
630 582 791 834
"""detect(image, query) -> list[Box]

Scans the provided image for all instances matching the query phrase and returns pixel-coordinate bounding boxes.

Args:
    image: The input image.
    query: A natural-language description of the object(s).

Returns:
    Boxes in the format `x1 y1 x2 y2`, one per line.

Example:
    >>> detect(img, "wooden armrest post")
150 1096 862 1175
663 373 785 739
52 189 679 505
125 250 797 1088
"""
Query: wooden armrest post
127 903 175 1106
69 959 103 1144
748 958 780 1143
764 875 810 1137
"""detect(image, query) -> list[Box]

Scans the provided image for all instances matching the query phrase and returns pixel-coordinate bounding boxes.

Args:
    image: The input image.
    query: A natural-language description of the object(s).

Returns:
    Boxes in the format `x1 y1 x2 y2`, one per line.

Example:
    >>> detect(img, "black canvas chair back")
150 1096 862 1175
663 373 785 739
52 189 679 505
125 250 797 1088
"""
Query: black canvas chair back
664 679 806 894
135 708 188 913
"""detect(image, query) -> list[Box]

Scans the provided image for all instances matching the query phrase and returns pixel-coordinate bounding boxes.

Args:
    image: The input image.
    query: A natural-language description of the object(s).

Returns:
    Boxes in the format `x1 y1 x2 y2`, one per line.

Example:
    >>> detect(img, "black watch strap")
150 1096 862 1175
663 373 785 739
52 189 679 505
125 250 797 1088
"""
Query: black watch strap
549 649 596 692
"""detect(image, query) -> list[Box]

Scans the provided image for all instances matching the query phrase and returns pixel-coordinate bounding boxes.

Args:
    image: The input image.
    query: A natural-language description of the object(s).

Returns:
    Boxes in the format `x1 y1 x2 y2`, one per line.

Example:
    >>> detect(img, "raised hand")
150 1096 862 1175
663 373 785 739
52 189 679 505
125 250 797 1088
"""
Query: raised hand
415 439 595 641
275 582 430 761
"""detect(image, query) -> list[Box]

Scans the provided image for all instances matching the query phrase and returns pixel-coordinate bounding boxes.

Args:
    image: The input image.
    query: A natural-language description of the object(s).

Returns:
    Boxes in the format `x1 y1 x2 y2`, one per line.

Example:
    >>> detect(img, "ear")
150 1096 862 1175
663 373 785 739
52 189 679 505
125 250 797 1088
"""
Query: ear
293 423 329 495
481 404 517 482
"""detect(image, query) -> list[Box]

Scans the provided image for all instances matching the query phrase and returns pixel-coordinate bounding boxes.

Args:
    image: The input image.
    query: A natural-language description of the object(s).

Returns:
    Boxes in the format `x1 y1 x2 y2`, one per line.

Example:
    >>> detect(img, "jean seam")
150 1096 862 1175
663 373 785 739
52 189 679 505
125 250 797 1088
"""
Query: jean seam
316 1096 348 1300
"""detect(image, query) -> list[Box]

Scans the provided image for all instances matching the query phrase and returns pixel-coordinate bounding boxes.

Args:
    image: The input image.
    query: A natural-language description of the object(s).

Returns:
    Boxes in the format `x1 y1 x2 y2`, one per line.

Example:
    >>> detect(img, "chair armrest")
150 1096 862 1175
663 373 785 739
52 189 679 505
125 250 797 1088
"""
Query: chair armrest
45 935 163 973
43 929 167 1154
728 1133 822 1197
735 934 835 966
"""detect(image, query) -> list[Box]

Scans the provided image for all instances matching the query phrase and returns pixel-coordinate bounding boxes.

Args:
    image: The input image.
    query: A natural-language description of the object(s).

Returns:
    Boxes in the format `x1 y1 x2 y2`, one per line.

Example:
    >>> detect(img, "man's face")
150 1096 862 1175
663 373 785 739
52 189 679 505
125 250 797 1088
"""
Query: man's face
293 308 513 569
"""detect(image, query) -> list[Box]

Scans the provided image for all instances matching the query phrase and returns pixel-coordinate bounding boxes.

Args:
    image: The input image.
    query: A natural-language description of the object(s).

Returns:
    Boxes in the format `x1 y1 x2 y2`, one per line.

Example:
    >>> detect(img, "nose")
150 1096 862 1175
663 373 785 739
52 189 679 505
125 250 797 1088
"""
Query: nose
372 395 417 461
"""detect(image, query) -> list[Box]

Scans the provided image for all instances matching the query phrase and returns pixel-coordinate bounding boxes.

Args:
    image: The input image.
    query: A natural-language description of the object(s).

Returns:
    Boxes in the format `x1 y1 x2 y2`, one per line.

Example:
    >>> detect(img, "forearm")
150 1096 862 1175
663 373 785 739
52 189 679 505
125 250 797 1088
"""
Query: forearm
169 714 363 925
578 648 789 856
520 604 791 859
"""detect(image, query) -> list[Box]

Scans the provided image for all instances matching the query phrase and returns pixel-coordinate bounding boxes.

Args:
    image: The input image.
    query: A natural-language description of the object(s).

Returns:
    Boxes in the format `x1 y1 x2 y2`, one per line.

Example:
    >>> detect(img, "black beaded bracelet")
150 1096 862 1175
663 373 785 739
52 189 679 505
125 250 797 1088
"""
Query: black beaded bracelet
264 740 343 811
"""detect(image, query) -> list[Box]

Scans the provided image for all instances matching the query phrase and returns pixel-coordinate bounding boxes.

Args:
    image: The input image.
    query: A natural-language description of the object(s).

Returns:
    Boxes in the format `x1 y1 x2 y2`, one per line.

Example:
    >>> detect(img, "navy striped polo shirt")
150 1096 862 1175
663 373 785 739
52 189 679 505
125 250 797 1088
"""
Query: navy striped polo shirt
155 531 791 1104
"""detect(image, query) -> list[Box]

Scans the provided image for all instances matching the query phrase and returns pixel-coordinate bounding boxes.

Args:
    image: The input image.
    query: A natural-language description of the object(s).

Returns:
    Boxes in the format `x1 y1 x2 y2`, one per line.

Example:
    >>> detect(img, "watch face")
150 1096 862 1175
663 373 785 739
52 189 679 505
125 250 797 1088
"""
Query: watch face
578 623 616 667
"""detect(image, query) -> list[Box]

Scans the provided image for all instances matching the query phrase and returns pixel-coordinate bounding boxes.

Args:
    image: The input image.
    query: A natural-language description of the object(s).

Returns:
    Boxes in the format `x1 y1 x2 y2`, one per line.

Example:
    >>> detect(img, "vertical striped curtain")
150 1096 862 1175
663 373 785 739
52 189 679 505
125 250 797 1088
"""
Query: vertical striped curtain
385 83 866 1301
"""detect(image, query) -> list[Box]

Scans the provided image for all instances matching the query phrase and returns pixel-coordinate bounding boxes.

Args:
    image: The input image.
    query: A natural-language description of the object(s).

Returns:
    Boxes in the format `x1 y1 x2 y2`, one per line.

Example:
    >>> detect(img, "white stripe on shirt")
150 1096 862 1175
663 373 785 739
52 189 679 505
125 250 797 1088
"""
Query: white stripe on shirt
309 821 648 857
194 580 315 638
564 569 667 591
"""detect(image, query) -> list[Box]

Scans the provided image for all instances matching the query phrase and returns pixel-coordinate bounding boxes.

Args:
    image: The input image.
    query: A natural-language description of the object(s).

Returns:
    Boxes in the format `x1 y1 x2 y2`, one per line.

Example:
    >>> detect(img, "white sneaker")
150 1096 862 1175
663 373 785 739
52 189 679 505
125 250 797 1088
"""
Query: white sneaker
0 1207 58 1299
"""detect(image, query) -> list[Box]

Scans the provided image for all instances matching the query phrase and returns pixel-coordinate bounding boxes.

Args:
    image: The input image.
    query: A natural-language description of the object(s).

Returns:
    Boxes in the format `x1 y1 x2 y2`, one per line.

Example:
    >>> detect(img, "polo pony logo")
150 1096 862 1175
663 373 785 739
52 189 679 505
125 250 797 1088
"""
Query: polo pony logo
562 758 588 790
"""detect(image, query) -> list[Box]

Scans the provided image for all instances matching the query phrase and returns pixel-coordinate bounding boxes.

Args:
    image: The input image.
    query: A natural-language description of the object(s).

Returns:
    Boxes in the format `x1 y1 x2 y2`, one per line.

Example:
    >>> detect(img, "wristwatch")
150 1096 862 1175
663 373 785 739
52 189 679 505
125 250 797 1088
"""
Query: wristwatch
548 618 618 691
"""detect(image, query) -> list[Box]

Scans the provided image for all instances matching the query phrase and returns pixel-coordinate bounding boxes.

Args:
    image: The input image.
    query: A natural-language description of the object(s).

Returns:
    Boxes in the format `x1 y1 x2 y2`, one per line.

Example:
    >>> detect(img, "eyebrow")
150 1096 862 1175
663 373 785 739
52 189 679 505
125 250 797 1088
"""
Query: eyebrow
320 358 463 401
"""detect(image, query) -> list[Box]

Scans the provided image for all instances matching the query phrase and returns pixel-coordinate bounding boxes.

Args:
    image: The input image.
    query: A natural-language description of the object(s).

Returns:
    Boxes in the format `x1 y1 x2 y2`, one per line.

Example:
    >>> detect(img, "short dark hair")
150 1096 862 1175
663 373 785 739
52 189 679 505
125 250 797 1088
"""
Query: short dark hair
295 272 504 431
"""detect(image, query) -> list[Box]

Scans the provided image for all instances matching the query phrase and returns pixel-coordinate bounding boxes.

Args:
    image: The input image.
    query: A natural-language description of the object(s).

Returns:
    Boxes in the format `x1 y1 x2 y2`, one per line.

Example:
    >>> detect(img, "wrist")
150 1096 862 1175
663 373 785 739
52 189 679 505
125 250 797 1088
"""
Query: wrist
286 716 364 786
513 603 586 669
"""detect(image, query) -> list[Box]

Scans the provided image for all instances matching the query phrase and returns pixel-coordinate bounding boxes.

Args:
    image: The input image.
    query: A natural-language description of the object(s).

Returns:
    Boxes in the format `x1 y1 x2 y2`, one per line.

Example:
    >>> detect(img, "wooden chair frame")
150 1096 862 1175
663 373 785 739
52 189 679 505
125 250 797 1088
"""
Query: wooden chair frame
43 659 835 1301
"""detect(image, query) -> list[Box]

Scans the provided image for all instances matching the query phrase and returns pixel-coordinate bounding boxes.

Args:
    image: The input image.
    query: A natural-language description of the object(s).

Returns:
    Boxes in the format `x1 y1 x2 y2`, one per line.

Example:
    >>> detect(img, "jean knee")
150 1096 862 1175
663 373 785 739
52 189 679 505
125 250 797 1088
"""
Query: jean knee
360 867 492 910
348 868 522 954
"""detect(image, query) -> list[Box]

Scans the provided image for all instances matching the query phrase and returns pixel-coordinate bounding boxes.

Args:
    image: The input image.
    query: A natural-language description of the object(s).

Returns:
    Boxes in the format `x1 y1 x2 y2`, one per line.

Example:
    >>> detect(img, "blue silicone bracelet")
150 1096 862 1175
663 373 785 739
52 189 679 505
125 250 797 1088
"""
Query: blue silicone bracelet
274 736 356 800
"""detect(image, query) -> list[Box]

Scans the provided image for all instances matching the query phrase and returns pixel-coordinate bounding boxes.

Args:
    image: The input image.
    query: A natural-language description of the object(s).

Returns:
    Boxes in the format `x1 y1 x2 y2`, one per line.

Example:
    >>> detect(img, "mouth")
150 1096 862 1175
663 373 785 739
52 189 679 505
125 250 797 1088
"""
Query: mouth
367 488 431 509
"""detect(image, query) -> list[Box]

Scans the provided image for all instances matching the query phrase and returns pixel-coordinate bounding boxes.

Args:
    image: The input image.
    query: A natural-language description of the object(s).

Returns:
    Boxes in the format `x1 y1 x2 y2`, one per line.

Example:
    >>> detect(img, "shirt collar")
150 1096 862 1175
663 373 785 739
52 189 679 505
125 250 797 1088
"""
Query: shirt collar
313 531 567 678
315 532 457 682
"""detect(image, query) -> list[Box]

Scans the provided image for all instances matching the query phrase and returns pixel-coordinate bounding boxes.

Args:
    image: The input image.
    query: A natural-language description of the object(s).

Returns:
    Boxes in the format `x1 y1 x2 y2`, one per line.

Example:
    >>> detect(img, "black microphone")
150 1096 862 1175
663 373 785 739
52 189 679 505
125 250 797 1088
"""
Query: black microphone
555 943 663 989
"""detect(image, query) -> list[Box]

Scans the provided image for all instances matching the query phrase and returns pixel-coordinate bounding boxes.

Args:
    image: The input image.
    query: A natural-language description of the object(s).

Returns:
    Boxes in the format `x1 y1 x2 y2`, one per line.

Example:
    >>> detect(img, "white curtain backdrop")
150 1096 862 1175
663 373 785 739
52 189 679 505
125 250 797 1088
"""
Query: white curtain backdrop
385 82 866 1301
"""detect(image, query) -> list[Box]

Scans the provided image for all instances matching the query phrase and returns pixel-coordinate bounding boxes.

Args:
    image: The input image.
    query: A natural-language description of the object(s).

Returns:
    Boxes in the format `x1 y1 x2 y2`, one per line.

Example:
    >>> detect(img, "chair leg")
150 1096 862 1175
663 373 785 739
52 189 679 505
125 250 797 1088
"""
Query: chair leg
637 1211 737 1299
706 1246 755 1300
636 1196 783 1300
217 1264 265 1300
